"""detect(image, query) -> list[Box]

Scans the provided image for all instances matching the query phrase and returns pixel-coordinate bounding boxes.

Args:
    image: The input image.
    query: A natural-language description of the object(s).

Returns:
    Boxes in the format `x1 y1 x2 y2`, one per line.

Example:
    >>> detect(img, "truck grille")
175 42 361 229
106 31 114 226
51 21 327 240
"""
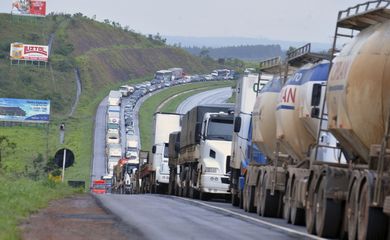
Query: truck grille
221 177 230 184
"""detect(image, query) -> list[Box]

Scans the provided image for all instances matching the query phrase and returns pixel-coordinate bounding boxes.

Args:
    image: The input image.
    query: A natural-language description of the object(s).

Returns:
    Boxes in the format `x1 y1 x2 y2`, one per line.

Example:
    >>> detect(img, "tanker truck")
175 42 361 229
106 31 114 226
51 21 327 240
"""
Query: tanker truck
302 2 390 239
177 104 234 200
229 73 271 207
249 2 390 239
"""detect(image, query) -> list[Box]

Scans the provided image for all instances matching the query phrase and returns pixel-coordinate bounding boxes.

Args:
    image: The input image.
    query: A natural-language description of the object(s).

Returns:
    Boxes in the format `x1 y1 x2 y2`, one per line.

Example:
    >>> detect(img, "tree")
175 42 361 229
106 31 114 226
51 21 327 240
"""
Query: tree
0 136 16 169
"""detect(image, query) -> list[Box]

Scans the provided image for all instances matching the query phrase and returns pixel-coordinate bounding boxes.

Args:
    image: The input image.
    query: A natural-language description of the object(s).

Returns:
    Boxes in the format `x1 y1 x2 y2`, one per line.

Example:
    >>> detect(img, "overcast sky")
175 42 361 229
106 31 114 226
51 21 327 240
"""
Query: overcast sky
1 0 364 43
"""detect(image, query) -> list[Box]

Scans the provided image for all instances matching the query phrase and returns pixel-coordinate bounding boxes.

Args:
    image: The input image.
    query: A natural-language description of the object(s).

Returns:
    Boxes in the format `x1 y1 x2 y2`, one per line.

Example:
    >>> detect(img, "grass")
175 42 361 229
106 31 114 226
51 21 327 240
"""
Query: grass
0 76 151 240
0 175 77 240
139 81 235 151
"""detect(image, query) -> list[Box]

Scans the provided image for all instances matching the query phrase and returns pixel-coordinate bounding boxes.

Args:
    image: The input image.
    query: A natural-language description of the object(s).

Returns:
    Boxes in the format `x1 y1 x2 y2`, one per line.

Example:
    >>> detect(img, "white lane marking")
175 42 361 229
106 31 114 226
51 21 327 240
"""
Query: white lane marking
177 197 326 240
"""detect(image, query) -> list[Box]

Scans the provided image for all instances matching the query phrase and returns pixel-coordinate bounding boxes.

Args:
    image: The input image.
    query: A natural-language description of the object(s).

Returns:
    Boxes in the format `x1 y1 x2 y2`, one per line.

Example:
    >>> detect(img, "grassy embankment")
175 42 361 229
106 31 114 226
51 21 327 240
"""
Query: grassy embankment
139 81 235 151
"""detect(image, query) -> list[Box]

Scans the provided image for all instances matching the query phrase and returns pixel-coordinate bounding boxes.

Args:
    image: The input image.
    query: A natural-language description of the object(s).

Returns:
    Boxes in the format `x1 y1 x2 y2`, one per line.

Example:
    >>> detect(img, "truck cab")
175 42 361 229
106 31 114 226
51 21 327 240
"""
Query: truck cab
198 112 234 194
152 143 170 186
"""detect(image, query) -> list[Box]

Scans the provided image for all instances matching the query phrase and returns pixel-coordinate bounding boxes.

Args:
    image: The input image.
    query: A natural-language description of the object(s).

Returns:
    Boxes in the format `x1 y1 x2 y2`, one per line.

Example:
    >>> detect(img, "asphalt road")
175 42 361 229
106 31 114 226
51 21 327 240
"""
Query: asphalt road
95 194 314 240
91 85 324 240
91 96 108 181
176 87 232 114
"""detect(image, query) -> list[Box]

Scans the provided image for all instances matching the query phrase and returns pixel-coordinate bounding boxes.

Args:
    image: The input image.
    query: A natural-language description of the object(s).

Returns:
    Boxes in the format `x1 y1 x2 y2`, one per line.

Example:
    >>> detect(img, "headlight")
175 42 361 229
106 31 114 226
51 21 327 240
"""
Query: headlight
205 167 219 173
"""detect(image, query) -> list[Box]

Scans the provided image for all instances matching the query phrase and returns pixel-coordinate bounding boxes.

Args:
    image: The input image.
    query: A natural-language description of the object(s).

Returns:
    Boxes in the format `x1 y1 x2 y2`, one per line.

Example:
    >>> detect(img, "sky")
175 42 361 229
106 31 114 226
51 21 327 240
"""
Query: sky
1 0 365 44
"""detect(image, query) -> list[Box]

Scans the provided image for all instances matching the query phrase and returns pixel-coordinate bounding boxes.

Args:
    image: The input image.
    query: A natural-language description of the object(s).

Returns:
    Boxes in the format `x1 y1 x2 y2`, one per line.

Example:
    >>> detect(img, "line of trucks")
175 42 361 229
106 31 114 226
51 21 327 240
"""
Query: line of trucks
132 1 390 239
105 89 140 194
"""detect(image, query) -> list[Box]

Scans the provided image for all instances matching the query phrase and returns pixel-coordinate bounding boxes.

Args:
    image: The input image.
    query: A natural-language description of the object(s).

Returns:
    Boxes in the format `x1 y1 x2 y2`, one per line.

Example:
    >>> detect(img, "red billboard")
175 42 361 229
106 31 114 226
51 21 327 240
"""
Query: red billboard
12 0 46 17
10 43 49 62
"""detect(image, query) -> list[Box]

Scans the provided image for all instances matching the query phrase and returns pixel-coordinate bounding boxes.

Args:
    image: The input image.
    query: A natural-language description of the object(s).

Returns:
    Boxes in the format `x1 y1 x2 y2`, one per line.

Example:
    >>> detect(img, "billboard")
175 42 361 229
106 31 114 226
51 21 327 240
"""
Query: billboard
10 43 49 62
12 0 46 17
0 98 50 123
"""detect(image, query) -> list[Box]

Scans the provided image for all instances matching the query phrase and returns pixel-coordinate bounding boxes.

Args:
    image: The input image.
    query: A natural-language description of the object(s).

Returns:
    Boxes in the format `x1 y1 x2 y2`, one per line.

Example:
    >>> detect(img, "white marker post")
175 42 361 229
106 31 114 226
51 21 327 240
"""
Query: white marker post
61 149 67 182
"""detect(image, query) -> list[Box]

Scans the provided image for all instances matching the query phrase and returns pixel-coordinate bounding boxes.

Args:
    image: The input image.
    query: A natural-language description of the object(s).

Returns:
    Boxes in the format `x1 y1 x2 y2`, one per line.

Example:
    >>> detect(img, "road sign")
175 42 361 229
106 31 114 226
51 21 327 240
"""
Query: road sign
54 148 74 168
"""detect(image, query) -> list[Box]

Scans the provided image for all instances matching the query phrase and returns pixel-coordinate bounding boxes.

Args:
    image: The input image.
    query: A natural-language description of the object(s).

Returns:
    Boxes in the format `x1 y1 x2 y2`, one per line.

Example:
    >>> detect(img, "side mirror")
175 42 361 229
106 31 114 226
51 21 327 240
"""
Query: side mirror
234 116 241 133
311 84 322 107
152 145 156 154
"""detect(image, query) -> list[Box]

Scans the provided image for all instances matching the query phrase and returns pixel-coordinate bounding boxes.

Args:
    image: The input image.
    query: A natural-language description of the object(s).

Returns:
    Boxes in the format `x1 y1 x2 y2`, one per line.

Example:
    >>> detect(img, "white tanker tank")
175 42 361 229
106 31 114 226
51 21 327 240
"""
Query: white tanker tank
252 77 286 160
328 20 390 163
276 61 331 162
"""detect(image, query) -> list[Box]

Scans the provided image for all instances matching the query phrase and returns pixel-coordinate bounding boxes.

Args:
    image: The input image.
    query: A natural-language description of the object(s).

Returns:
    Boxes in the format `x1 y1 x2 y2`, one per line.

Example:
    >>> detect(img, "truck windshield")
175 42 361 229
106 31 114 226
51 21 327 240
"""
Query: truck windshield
207 118 233 141
107 123 119 129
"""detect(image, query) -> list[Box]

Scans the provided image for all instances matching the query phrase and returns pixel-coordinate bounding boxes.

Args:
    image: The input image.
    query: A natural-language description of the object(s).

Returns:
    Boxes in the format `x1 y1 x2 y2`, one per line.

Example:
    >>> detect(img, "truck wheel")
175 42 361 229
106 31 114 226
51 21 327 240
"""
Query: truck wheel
305 180 317 234
260 174 279 217
239 189 244 209
200 192 209 201
189 177 199 199
232 192 239 206
357 181 388 240
290 181 305 226
315 178 342 238
247 186 256 213
347 181 358 240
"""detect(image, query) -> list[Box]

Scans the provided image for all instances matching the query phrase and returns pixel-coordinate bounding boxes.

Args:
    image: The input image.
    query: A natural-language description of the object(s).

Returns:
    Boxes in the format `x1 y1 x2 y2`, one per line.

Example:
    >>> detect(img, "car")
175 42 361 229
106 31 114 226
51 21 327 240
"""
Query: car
164 82 171 87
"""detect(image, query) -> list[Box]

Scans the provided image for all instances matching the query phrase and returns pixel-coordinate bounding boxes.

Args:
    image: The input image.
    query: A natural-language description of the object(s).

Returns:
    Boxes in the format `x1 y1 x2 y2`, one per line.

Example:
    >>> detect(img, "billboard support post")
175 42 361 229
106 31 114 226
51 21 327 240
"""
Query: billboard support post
61 149 66 182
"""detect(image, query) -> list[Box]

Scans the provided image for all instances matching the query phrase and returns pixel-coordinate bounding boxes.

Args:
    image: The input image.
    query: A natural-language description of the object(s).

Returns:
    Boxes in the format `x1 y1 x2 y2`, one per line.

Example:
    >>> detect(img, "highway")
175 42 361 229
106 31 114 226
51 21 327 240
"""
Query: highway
176 87 232 114
91 85 320 240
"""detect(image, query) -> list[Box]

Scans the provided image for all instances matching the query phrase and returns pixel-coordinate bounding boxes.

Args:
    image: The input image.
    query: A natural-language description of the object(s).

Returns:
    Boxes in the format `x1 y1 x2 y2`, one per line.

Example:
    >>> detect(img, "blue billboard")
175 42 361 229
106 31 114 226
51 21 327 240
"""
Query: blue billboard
0 98 50 123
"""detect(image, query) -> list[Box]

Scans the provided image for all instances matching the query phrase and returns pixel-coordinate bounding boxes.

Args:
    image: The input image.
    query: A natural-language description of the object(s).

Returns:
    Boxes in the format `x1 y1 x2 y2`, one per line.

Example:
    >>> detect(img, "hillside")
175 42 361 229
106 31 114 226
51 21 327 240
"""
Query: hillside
0 13 221 116
184 44 283 61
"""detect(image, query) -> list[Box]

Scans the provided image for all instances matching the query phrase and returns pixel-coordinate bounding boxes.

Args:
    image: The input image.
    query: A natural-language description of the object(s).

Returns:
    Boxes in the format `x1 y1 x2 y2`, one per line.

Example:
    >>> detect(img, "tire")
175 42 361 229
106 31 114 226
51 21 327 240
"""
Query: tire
348 181 358 240
231 192 239 207
306 180 317 234
290 181 305 226
200 191 209 201
315 179 343 238
247 186 256 213
260 174 280 217
357 181 388 240
239 189 244 209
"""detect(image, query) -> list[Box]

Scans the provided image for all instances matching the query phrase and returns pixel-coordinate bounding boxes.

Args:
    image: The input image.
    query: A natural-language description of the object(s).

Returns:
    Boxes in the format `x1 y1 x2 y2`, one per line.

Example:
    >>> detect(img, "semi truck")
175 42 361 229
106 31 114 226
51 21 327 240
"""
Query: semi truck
168 67 184 80
126 136 139 159
235 2 390 239
176 104 234 200
119 85 134 97
112 158 139 194
229 73 271 207
108 90 121 106
140 112 181 193
107 106 120 124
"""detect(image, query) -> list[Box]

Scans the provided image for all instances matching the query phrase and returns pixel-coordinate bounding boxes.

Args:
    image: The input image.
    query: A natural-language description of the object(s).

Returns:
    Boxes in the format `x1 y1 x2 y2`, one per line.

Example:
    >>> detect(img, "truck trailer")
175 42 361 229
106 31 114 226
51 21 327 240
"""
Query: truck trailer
108 90 122 106
140 112 181 193
229 73 271 207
